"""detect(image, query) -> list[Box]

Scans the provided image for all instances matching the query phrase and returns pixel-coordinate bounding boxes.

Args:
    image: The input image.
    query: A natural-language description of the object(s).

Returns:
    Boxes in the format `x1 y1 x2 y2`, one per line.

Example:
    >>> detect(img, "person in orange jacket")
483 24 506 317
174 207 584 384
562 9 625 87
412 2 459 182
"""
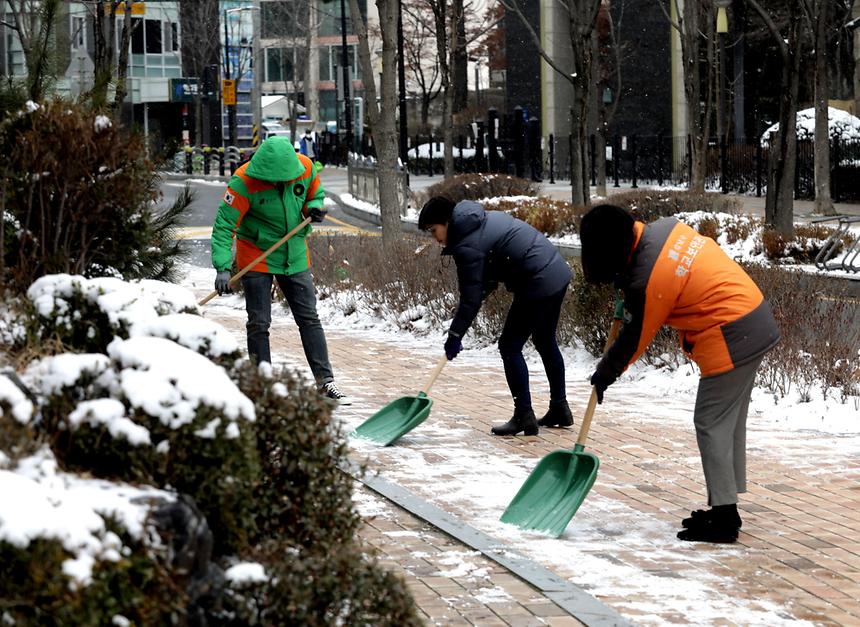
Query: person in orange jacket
579 204 780 543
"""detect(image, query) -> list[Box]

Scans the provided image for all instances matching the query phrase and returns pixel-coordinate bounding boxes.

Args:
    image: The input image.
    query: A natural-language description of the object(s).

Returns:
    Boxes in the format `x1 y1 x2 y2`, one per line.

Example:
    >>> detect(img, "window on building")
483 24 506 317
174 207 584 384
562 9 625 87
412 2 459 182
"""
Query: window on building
71 16 85 50
266 47 295 82
261 1 299 38
131 17 144 53
317 0 366 37
319 44 358 82
170 22 179 52
145 19 162 53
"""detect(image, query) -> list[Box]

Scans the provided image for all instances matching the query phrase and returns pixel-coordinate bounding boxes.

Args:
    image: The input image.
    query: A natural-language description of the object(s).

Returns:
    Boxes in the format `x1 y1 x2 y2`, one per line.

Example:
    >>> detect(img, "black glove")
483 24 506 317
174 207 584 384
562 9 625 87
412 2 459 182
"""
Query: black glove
309 206 327 223
589 364 616 404
214 270 232 295
444 333 462 361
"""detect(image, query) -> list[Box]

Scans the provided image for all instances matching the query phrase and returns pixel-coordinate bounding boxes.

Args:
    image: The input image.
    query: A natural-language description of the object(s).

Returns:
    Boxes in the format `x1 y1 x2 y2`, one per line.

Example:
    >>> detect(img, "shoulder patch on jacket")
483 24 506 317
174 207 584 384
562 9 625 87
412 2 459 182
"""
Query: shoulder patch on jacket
223 190 236 206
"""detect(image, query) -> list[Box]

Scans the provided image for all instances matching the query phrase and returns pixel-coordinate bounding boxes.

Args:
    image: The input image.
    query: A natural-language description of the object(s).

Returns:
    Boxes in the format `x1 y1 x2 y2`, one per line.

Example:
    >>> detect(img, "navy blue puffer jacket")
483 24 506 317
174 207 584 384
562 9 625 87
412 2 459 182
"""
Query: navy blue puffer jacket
443 201 573 337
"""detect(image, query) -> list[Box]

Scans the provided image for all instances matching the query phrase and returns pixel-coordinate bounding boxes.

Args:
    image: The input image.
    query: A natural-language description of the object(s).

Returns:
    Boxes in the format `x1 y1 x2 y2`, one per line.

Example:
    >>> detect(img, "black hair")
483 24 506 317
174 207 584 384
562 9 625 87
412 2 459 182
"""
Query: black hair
579 204 636 284
418 196 455 231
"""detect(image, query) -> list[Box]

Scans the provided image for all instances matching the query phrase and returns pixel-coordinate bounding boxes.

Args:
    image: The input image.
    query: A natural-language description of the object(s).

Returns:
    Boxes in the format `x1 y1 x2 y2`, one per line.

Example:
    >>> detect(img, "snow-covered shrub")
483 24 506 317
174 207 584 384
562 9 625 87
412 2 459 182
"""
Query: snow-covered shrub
488 196 583 237
759 223 846 263
0 99 189 293
25 339 259 557
423 173 540 205
222 544 421 626
0 450 184 625
25 274 209 355
761 107 860 147
745 263 859 402
604 189 743 223
3 274 420 622
0 374 38 464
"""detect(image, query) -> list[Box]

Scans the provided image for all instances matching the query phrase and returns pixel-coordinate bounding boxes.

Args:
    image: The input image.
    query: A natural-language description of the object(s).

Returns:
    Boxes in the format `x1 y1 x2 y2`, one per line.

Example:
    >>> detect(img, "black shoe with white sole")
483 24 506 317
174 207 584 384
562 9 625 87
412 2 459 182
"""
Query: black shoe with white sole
321 381 351 405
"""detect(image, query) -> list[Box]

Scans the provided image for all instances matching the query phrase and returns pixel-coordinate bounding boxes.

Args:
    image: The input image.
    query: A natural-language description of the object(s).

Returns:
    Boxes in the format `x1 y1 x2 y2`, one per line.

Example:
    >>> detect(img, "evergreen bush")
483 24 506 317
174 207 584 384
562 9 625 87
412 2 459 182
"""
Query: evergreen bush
2 275 421 622
0 100 190 294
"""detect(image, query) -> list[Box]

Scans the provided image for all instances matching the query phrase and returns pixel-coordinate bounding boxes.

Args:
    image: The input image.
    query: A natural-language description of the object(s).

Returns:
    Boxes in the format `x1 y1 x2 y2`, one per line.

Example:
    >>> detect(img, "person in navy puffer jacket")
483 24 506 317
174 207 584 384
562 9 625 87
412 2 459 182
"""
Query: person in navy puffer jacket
418 196 574 436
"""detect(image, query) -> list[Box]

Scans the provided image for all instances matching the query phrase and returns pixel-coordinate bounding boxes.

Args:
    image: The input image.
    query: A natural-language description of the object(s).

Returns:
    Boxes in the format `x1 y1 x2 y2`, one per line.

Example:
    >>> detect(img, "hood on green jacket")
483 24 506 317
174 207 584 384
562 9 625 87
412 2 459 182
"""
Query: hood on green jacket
245 136 306 182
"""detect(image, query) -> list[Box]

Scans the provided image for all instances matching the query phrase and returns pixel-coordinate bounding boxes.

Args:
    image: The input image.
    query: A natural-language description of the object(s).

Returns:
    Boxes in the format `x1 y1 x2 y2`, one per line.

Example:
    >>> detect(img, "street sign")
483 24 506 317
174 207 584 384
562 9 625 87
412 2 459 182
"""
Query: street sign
115 2 145 14
222 79 237 106
170 78 199 103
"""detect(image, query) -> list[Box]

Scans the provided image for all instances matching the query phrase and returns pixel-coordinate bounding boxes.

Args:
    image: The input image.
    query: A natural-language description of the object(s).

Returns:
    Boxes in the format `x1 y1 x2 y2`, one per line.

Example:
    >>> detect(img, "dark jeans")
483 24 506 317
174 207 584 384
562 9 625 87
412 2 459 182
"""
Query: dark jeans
241 270 334 384
498 286 568 410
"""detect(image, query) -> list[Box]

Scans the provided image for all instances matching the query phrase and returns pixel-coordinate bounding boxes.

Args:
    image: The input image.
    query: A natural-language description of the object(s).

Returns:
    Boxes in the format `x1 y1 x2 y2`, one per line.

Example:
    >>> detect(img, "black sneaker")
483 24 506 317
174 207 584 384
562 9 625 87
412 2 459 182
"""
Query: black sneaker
491 407 539 436
537 400 573 428
321 381 351 405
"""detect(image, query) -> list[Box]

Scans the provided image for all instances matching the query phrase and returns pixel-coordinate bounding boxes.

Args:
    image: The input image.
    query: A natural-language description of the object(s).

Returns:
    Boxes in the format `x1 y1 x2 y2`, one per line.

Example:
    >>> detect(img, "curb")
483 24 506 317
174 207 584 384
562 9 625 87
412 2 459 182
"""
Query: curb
342 460 632 627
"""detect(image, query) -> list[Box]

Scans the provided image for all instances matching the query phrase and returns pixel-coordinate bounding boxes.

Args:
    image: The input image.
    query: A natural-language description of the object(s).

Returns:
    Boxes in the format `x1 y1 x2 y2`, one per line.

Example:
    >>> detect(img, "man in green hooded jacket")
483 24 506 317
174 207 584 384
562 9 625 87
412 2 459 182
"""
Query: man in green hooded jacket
211 136 349 404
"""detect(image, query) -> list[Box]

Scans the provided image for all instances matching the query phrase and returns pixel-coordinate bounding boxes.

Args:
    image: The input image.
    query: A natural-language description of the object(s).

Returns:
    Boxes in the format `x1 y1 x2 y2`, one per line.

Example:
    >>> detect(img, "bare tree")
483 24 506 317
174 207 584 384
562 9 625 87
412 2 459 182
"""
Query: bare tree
800 0 854 216
593 0 626 197
657 0 717 194
349 0 402 249
748 0 803 235
1 0 61 101
500 0 601 205
402 0 442 130
181 0 221 145
112 0 134 111
264 0 313 142
428 0 462 177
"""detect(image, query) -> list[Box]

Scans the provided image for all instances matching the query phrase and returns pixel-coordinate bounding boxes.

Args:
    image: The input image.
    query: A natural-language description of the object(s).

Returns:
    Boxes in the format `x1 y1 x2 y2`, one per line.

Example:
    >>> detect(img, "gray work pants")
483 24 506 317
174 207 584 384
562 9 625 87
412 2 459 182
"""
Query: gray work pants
693 355 764 506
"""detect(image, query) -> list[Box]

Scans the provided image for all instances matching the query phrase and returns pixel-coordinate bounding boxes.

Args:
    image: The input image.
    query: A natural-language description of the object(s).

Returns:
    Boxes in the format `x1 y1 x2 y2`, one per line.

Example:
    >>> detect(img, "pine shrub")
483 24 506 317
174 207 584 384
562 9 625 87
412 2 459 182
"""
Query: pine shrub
0 100 190 294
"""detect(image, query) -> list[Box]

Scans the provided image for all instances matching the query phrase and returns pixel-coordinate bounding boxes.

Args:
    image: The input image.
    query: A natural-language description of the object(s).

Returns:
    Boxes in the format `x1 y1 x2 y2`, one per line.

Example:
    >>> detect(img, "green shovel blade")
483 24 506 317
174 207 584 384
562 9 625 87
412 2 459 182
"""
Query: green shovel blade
351 393 433 446
500 444 599 537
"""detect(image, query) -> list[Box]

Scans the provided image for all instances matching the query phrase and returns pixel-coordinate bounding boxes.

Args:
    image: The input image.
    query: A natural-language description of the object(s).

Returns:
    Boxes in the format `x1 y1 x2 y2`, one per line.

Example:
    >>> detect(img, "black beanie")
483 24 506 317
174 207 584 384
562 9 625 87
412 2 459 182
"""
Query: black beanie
418 196 455 230
579 204 636 284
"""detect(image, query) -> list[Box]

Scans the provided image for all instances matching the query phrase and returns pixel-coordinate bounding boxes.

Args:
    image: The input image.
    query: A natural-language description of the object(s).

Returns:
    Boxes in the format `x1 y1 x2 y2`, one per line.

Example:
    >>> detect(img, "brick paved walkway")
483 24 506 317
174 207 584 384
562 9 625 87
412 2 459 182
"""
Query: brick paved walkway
200 298 860 626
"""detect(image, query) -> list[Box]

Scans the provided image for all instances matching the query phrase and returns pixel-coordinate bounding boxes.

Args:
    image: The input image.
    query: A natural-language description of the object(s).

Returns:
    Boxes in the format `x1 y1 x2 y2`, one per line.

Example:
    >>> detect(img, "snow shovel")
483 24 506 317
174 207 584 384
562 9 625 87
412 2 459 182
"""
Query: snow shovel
198 216 312 306
352 354 448 446
499 315 622 537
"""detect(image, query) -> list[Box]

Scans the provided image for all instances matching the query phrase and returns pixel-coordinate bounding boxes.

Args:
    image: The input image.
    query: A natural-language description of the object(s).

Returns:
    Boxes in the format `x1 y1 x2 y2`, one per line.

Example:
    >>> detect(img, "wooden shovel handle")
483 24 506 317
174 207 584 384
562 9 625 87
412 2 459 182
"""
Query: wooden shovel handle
576 316 623 448
199 216 313 306
421 354 448 396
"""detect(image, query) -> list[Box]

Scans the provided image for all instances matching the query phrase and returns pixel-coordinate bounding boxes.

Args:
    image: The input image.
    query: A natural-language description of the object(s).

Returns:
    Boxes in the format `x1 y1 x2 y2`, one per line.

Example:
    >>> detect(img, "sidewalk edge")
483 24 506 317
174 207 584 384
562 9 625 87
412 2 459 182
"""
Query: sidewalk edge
342 460 632 627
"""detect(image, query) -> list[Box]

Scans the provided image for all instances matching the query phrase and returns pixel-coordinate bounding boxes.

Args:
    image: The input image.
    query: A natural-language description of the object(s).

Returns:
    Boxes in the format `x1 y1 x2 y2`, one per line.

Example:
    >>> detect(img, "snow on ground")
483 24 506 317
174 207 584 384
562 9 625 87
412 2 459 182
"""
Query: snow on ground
180 260 857 625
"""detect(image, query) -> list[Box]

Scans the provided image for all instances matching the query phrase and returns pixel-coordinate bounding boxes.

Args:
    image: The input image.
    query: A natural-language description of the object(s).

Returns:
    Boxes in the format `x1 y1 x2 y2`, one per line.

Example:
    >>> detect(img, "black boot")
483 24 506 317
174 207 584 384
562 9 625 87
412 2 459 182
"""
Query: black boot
537 400 573 428
678 504 741 543
491 407 539 436
681 504 742 530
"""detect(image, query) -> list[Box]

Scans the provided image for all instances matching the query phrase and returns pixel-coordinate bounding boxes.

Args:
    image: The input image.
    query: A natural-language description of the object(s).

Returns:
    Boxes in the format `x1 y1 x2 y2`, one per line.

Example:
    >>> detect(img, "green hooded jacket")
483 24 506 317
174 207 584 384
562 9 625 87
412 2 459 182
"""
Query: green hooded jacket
210 136 325 275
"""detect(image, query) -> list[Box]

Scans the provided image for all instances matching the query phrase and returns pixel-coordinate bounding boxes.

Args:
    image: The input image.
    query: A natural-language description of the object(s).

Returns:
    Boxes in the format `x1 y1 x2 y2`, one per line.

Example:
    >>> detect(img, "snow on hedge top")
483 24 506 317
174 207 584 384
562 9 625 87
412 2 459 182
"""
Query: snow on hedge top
761 107 860 146
27 274 198 329
129 313 239 358
69 399 151 447
0 448 172 587
26 353 111 396
0 375 34 424
225 562 268 585
107 336 255 429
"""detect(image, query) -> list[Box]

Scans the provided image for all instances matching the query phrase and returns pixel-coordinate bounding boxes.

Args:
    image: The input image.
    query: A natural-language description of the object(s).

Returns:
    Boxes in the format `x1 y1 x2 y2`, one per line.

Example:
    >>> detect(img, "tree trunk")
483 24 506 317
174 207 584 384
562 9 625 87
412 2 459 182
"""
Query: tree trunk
812 0 834 215
351 0 402 250
113 1 133 113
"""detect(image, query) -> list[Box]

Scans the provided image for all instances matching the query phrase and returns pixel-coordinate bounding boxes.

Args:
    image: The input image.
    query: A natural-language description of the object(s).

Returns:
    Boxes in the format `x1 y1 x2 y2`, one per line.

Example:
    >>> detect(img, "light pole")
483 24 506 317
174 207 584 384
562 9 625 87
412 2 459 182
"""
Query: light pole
223 6 258 147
